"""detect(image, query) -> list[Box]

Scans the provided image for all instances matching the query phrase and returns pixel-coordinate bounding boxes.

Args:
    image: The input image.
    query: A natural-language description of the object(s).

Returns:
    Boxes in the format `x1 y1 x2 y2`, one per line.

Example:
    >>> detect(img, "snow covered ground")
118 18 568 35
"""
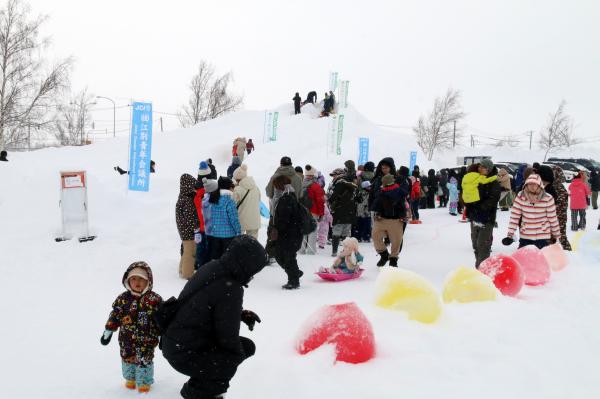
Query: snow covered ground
1 104 599 398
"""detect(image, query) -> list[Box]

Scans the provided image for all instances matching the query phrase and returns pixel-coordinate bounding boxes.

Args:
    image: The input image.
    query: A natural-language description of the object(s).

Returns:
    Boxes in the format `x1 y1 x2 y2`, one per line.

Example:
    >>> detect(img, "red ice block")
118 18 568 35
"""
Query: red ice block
479 254 524 297
296 302 375 364
512 245 551 286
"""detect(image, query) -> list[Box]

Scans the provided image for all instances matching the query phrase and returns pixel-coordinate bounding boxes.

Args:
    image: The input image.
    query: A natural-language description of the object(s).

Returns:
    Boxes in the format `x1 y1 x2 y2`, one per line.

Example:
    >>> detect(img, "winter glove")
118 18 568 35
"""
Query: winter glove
194 229 202 244
241 310 261 331
502 237 514 246
100 330 113 346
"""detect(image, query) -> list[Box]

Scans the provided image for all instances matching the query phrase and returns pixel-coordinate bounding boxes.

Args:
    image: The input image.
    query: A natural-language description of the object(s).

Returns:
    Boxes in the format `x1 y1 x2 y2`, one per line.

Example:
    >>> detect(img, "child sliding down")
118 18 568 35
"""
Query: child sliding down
319 237 364 274
101 262 163 393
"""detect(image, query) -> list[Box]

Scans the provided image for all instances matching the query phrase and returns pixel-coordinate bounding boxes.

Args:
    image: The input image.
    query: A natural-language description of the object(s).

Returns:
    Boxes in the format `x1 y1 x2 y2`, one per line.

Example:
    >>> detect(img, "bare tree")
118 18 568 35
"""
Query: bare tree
413 88 465 161
53 88 94 145
0 0 72 149
178 61 243 127
539 100 577 161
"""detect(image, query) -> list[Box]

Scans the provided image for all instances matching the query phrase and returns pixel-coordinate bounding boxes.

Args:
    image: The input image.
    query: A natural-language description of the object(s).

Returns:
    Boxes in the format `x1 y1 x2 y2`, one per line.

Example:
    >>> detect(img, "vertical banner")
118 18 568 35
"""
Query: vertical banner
128 102 153 192
358 137 369 165
336 114 345 155
263 111 279 143
327 115 337 156
339 80 350 108
271 111 279 141
409 151 417 174
329 71 339 92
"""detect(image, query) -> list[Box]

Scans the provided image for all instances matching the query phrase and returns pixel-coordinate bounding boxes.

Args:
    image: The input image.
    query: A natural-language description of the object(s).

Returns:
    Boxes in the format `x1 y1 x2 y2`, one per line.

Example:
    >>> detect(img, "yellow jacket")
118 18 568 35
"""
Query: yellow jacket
462 172 498 203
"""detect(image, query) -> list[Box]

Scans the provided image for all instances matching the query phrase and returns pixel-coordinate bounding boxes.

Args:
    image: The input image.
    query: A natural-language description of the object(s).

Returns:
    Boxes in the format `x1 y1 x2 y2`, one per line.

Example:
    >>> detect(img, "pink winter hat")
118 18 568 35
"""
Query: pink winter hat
525 173 543 188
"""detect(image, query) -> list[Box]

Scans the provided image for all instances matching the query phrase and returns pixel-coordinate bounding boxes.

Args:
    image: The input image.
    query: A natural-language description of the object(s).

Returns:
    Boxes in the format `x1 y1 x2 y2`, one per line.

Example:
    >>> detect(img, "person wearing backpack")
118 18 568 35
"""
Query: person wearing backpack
299 165 325 254
409 171 422 223
161 235 267 399
271 175 305 289
233 164 261 239
328 168 358 257
372 174 409 266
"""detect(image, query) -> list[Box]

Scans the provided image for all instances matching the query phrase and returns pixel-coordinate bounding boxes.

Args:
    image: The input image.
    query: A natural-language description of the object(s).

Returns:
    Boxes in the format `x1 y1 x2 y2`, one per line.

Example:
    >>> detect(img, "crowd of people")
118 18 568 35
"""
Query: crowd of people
100 148 599 399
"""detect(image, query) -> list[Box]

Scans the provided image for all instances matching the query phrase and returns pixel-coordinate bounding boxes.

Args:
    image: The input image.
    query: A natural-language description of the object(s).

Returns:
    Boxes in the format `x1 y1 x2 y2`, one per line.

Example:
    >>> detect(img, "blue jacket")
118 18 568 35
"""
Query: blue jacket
202 192 242 238
447 178 459 203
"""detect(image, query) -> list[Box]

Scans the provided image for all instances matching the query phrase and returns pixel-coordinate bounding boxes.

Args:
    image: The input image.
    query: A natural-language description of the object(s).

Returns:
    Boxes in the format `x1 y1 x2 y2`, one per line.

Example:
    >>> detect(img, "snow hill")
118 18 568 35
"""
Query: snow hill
1 104 599 398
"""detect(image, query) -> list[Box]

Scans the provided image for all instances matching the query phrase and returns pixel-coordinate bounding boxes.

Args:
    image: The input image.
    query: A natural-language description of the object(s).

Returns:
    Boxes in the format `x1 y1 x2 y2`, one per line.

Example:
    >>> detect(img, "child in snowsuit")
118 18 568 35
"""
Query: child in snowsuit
101 262 163 393
409 174 421 223
569 172 591 231
319 237 363 274
447 176 459 215
318 202 333 249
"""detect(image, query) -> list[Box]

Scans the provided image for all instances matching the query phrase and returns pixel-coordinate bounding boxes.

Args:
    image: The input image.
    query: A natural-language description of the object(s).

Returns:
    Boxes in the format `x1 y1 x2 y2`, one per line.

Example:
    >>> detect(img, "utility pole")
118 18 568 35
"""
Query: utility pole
28 123 31 151
529 130 533 150
160 117 163 132
96 96 116 138
453 120 456 148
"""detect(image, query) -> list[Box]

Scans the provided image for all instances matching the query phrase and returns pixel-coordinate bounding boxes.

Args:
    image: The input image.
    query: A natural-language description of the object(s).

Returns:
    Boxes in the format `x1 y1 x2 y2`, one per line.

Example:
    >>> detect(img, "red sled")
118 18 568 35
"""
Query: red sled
316 268 364 281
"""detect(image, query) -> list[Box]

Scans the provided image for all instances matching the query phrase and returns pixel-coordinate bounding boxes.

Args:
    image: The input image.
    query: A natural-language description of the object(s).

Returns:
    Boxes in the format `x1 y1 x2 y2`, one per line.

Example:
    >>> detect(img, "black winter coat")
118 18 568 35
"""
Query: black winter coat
591 171 600 191
329 178 358 224
162 236 267 361
176 174 199 240
273 192 303 252
369 157 397 209
468 167 502 223
372 182 409 219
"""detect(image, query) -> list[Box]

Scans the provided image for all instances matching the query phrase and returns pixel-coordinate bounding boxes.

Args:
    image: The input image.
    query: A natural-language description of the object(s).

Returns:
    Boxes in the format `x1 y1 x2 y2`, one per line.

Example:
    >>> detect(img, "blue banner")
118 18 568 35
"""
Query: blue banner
128 102 153 192
409 151 417 174
358 137 369 165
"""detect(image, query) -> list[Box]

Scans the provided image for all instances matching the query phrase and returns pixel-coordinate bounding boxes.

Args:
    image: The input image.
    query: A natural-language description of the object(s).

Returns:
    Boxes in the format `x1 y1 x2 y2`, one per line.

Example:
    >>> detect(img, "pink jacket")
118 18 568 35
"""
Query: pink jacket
568 179 591 210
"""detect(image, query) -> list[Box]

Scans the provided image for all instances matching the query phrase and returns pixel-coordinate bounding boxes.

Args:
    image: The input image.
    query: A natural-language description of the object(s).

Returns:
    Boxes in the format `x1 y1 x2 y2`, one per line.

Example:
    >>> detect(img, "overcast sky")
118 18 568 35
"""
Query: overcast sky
28 0 600 143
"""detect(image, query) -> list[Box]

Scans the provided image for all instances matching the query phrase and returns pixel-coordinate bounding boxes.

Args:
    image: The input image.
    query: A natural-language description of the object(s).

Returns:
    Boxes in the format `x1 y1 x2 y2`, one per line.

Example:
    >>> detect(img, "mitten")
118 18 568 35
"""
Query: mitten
241 310 261 331
194 229 202 244
100 329 113 345
502 237 514 246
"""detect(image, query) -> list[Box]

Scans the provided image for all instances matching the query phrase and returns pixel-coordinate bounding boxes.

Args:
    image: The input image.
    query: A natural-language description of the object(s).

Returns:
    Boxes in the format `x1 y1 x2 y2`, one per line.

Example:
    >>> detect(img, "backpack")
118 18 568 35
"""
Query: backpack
298 202 317 235
300 185 314 210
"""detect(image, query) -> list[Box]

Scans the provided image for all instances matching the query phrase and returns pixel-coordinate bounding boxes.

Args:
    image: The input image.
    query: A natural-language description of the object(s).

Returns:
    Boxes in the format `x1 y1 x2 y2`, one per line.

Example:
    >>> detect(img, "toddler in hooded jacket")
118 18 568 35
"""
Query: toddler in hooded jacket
462 163 498 224
101 262 163 393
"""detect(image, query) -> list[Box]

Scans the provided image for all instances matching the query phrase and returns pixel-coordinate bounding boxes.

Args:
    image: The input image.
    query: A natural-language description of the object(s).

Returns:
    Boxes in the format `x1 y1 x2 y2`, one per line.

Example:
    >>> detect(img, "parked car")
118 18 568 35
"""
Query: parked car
547 157 599 171
494 162 517 176
541 163 576 182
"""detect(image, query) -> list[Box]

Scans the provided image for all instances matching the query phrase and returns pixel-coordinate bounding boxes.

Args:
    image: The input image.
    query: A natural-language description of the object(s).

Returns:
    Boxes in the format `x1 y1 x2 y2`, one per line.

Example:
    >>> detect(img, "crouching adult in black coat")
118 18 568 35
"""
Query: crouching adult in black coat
162 235 268 399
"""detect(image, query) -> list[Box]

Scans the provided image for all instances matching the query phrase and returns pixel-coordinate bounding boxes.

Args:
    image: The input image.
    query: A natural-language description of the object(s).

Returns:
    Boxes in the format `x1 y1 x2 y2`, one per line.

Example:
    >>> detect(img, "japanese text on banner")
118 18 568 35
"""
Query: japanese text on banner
358 137 369 164
128 102 153 192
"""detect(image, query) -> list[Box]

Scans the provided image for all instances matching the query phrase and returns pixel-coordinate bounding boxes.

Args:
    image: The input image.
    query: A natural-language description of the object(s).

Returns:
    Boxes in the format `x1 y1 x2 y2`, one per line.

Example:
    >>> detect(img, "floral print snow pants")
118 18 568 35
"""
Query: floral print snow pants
122 361 154 386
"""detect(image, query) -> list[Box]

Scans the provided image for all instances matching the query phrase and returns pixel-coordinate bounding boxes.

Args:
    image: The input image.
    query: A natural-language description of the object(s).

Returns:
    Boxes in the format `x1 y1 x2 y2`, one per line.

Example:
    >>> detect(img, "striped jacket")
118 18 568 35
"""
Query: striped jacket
202 191 242 238
507 191 560 241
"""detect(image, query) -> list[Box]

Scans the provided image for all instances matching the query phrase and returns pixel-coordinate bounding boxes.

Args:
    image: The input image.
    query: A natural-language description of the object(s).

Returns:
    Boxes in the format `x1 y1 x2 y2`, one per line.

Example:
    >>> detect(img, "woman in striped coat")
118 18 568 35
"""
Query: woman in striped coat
503 174 560 249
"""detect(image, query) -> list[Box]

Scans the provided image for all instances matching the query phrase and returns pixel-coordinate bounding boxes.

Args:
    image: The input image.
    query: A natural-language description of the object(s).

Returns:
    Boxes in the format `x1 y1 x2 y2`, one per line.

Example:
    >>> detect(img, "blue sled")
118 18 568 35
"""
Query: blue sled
260 201 270 218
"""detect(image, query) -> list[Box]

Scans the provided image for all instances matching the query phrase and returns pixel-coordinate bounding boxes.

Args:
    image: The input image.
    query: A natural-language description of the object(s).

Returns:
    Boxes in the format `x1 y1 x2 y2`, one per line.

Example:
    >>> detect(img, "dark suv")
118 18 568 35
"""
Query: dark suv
547 158 599 171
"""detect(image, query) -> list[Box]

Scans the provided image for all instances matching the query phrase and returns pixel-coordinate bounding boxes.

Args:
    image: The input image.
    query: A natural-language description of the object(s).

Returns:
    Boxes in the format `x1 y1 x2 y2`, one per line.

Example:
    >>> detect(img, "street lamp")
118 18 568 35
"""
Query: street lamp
96 95 116 138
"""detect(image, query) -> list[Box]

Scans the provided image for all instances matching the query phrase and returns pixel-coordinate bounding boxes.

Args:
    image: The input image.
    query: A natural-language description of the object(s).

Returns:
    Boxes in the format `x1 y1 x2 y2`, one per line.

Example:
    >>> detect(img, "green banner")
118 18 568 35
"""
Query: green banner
336 114 344 155
271 111 279 141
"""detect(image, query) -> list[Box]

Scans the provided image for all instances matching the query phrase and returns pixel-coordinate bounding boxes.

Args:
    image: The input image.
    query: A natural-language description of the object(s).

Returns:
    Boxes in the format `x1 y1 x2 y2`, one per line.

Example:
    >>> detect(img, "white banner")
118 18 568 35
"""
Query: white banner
328 115 337 155
263 111 279 143
339 80 350 108
329 71 339 92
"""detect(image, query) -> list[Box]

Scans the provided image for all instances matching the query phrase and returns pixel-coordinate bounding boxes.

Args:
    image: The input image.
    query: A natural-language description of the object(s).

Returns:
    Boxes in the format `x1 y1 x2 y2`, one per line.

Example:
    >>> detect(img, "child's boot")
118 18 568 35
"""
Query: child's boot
125 380 136 390
389 257 398 267
138 385 151 393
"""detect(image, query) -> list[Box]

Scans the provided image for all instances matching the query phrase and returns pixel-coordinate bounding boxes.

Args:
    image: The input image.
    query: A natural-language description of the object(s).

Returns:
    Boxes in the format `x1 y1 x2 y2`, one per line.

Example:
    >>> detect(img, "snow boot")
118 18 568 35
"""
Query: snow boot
376 250 389 267
125 380 136 390
282 270 303 290
389 257 398 267
138 385 150 393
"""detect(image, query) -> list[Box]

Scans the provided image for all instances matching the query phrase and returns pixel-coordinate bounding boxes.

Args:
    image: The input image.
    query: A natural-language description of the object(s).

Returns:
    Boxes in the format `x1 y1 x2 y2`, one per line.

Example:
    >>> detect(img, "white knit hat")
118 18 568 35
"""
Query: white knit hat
233 164 248 182
203 178 219 193
127 267 149 281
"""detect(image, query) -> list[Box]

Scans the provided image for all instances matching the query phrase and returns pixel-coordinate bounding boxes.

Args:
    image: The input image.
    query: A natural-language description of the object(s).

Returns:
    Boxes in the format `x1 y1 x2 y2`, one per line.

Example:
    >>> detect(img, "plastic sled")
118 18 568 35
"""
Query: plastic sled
260 201 270 218
316 268 364 281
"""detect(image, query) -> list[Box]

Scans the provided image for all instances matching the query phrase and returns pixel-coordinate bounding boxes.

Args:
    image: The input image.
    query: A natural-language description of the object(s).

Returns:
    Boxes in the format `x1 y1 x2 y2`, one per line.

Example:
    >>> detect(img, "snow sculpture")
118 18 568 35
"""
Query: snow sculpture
541 243 569 271
374 267 442 323
479 254 524 297
442 266 498 303
296 302 375 364
511 245 551 286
